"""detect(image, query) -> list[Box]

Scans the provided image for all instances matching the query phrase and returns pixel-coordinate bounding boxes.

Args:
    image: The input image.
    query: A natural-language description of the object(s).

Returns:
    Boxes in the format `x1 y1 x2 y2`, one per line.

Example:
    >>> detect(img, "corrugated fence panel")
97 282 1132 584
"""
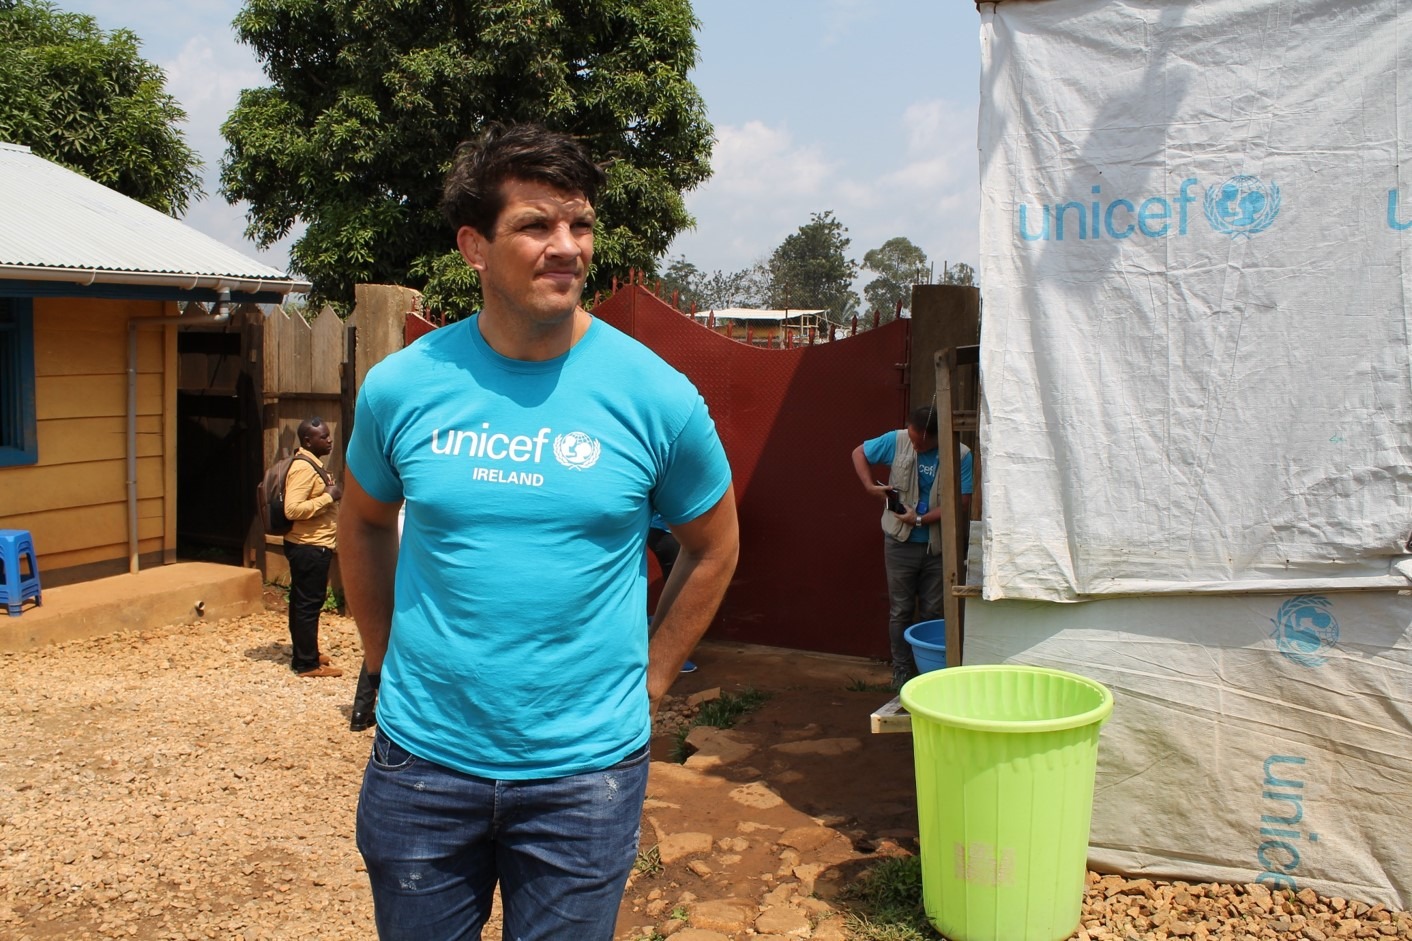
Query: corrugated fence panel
596 285 911 659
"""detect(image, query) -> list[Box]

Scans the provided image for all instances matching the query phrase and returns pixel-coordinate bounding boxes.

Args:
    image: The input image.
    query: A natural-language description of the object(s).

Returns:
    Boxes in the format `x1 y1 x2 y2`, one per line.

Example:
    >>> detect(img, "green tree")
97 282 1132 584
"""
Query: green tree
221 0 714 315
766 211 859 325
0 0 203 215
658 256 703 311
861 236 929 322
657 256 770 312
941 260 977 287
705 262 769 310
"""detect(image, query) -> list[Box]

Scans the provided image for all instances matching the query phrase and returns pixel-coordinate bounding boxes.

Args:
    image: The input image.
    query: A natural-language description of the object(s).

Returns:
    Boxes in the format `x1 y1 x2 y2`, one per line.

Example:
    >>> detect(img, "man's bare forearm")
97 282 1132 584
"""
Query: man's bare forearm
339 474 401 674
646 489 739 705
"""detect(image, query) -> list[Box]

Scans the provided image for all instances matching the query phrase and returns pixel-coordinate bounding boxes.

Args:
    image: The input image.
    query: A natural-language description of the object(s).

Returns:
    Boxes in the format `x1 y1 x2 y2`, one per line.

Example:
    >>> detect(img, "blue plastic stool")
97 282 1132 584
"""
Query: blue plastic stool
0 529 42 616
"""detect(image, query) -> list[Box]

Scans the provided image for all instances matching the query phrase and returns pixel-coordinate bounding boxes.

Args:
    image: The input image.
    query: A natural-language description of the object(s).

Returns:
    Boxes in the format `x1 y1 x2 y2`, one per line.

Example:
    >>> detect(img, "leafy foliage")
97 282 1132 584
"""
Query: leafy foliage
657 256 704 309
0 0 203 215
658 255 769 312
941 260 977 287
220 0 714 315
841 856 941 940
766 211 860 325
668 687 771 763
862 236 930 322
632 843 663 876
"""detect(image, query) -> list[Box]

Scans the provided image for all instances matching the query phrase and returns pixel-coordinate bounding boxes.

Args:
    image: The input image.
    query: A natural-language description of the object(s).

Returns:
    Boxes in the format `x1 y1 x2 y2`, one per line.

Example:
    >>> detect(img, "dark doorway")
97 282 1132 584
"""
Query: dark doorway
176 326 259 564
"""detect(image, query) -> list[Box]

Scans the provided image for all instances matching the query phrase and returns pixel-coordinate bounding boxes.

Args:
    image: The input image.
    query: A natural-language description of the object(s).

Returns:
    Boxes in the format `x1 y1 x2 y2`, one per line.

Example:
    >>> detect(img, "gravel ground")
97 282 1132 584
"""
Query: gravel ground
1 610 381 940
3 606 1410 941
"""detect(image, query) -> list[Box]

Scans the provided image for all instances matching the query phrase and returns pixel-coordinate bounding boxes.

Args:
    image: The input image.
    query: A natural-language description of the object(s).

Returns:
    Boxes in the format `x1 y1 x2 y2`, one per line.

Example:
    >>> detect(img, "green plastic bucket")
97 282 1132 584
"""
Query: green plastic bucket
899 665 1114 941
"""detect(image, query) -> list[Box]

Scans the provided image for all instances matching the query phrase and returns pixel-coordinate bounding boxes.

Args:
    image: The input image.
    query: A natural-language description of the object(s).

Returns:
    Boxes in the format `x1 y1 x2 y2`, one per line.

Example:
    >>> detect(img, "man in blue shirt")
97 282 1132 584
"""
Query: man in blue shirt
338 124 739 941
851 405 972 689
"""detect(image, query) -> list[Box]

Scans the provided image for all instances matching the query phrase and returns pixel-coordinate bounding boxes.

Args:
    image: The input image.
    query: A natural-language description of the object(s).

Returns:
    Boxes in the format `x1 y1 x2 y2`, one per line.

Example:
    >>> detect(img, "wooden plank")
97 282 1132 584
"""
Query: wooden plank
276 308 313 393
37 415 161 464
0 456 164 516
870 695 912 734
32 300 168 376
35 373 162 420
309 308 345 394
2 498 163 560
935 348 965 668
162 324 178 564
26 530 166 574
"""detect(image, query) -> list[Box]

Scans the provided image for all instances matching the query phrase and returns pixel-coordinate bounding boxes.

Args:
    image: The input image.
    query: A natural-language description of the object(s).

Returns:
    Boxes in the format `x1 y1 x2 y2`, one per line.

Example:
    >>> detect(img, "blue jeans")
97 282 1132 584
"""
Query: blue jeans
356 728 650 941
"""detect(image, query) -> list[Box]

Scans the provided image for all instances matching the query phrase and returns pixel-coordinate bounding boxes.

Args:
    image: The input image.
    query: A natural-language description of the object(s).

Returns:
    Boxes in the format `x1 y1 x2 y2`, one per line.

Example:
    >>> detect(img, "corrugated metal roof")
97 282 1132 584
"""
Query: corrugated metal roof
695 307 828 322
0 142 309 293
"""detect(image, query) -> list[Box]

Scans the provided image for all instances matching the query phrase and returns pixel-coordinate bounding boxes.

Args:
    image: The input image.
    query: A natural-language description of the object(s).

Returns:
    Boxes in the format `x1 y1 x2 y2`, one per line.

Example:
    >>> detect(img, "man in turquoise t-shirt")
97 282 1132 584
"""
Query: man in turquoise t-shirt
338 124 739 941
851 406 972 689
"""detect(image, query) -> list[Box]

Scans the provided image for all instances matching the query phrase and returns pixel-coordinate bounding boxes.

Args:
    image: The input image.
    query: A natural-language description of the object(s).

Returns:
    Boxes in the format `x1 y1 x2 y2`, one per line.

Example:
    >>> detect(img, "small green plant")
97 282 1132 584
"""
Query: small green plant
632 844 662 877
668 726 692 764
322 587 344 613
695 687 769 729
846 676 894 693
839 856 939 940
669 687 770 764
669 904 689 922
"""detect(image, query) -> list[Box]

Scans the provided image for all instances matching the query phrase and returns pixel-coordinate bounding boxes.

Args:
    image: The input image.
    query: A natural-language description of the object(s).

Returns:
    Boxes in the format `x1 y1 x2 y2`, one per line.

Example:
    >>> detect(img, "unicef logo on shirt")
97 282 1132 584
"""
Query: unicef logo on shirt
553 431 601 470
1204 175 1281 239
1270 595 1338 668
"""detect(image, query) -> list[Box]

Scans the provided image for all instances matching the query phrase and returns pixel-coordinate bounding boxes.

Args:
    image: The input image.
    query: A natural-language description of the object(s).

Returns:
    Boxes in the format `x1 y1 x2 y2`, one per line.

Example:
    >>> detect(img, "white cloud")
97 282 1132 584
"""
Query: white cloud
671 101 981 280
667 121 842 273
709 122 835 199
849 98 981 268
157 35 301 270
821 0 873 48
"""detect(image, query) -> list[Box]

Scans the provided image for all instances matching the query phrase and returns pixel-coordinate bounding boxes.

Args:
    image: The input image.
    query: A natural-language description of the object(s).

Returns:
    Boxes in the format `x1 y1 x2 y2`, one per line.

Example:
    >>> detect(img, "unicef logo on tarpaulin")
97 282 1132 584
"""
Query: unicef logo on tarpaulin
553 431 601 470
1204 175 1281 239
1270 595 1338 668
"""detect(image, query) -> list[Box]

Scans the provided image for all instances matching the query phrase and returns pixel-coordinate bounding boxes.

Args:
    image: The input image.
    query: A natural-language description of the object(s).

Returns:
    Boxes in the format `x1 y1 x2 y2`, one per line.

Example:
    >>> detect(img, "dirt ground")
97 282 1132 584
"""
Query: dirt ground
3 592 1410 941
0 591 915 941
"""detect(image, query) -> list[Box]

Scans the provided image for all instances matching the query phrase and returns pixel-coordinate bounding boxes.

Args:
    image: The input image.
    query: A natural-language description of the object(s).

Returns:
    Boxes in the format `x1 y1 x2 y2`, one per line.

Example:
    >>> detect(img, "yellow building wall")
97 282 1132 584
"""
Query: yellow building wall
0 296 179 582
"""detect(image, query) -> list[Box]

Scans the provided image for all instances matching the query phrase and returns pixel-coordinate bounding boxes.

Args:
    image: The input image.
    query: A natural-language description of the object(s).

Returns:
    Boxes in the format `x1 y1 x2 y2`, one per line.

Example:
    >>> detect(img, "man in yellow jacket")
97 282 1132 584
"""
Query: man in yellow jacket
283 416 343 677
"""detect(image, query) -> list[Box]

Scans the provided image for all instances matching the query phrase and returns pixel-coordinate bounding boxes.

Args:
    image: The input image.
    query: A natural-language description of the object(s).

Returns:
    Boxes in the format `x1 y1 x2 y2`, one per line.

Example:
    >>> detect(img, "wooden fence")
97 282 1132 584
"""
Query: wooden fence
245 284 421 575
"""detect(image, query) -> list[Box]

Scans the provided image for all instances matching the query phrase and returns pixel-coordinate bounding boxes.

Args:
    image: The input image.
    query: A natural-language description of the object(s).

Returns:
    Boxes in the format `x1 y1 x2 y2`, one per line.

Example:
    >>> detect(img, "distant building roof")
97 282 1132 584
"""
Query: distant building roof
0 142 310 297
695 307 828 322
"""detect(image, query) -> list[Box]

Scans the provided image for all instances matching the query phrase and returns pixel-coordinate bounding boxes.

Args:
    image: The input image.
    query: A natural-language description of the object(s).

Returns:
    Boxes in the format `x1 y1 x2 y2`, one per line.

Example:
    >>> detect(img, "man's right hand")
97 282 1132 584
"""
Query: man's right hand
326 481 344 502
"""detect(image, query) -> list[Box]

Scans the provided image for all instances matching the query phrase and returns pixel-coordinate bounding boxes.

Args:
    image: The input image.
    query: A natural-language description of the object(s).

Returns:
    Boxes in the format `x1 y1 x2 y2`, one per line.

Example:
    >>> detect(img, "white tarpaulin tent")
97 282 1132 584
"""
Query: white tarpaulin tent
973 0 1412 908
978 0 1412 602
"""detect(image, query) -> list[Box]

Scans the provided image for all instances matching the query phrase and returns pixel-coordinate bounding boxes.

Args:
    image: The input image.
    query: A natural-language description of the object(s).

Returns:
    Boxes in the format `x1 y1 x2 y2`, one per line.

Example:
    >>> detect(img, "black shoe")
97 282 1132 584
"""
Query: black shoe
349 710 376 732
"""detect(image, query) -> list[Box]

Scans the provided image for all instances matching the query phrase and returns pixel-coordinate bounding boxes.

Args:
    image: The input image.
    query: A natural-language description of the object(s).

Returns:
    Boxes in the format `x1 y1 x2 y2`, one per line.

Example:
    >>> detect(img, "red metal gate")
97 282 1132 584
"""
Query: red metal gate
595 285 911 659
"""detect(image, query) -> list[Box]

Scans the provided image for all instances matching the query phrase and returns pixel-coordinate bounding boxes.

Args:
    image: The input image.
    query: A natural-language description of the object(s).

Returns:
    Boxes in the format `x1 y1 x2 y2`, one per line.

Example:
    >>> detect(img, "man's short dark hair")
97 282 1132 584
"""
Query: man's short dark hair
441 123 606 238
298 416 326 444
908 405 938 437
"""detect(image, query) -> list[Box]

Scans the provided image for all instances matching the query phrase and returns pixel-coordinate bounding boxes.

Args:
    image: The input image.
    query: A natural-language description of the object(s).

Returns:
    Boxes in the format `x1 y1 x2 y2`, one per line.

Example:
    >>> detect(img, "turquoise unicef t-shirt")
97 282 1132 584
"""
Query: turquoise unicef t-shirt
862 431 973 544
346 315 731 780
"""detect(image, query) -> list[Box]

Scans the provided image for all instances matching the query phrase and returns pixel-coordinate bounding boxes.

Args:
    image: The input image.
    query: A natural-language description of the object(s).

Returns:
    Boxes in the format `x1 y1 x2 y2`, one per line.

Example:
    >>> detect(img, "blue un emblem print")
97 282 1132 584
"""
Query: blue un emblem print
1204 175 1281 238
1270 595 1338 668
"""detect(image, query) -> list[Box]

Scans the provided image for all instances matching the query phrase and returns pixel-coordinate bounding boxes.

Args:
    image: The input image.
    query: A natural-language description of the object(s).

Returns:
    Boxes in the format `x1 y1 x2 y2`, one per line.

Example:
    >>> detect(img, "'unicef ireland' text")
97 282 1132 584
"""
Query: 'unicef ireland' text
471 467 544 486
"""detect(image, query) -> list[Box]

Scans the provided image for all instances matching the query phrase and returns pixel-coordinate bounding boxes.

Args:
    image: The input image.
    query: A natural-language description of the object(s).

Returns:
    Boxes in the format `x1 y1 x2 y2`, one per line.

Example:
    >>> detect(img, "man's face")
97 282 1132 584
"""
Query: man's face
305 425 333 457
907 424 938 453
457 178 594 327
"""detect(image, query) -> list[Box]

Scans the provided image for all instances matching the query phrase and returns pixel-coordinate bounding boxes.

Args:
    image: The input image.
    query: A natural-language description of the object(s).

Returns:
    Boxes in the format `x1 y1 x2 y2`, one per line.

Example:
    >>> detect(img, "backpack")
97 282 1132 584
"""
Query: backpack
257 453 329 536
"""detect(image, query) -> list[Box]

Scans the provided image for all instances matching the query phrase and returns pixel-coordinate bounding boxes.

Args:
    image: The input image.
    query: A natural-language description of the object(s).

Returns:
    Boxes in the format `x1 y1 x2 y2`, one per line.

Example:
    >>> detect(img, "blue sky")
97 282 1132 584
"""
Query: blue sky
59 0 984 285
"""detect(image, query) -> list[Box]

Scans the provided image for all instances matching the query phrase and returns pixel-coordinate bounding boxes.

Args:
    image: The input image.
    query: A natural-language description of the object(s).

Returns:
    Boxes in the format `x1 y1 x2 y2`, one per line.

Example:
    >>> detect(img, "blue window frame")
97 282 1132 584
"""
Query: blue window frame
0 297 38 466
